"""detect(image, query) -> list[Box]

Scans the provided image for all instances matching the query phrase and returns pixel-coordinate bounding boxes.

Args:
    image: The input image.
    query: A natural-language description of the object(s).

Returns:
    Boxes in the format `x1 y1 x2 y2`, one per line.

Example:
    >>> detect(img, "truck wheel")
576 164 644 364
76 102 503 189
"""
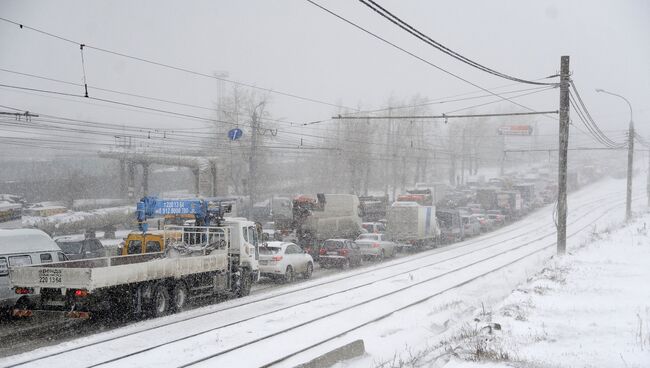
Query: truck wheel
237 270 252 297
172 282 189 312
152 285 170 317
303 263 313 279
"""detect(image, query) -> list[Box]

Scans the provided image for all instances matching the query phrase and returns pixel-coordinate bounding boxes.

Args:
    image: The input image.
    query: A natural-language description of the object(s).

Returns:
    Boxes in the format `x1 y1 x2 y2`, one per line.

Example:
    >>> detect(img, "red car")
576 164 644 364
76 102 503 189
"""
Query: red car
318 239 363 269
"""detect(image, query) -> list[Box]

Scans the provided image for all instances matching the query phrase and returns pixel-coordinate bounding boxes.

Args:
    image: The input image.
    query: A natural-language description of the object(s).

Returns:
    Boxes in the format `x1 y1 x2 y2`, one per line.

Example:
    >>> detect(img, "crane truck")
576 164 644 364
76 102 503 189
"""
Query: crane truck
9 196 260 319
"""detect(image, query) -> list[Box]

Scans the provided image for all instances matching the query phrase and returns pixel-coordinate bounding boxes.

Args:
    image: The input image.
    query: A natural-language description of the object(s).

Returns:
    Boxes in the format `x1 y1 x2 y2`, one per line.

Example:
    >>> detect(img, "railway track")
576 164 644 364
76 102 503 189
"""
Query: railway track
0 182 631 368
182 194 638 368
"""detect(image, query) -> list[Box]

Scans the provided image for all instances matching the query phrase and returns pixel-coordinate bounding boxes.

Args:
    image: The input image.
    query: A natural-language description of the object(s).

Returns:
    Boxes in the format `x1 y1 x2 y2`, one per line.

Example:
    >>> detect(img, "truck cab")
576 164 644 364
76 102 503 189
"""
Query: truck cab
223 218 260 279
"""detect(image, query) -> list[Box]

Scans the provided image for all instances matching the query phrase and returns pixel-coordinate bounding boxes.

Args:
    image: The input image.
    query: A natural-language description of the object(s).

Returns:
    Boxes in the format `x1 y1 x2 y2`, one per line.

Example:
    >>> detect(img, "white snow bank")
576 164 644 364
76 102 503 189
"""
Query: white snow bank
424 214 650 368
22 206 135 235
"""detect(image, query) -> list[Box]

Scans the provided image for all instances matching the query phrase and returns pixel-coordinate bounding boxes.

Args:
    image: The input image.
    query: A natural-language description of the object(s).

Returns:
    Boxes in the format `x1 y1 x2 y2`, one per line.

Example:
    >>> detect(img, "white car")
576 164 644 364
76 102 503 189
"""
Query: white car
259 241 314 282
354 233 397 261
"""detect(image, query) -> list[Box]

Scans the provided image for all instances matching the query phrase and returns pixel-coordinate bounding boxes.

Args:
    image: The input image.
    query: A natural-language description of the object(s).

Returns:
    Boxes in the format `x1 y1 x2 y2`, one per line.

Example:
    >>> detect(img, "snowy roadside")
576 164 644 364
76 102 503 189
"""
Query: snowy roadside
378 213 650 368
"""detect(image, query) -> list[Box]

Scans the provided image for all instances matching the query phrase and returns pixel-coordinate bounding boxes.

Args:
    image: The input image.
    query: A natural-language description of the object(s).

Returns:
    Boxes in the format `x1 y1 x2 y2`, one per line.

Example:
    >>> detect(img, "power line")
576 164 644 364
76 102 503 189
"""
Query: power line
443 86 557 114
0 16 356 111
357 0 558 86
0 67 304 128
504 147 639 153
305 0 555 116
0 66 554 131
332 110 558 120
569 95 622 148
569 81 627 148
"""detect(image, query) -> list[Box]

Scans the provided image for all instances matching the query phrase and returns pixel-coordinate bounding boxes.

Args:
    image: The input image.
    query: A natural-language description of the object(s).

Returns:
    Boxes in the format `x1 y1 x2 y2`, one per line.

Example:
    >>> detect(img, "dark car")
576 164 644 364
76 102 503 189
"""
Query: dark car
55 237 107 260
318 239 362 269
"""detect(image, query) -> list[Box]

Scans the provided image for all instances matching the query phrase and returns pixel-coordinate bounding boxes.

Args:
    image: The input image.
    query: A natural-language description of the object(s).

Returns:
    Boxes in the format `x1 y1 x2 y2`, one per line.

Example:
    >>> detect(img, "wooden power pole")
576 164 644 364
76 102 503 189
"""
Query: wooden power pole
557 56 570 255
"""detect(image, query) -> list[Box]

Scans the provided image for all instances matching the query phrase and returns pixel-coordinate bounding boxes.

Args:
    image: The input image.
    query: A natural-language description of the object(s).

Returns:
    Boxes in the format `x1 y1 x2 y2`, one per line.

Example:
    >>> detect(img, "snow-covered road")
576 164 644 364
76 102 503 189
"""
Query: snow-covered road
0 178 642 368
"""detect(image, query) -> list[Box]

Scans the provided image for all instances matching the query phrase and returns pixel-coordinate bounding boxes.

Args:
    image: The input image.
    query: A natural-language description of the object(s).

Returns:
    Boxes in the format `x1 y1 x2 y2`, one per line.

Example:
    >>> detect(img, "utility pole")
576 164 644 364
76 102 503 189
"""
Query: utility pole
596 88 635 220
557 55 570 255
626 123 634 220
249 106 260 213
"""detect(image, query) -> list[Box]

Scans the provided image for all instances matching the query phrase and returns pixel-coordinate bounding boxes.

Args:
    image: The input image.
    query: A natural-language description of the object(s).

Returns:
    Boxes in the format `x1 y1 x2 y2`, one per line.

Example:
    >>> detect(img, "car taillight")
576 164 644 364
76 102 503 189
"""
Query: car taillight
372 243 380 248
319 248 327 255
15 287 33 295
74 289 89 297
339 249 349 256
272 255 283 261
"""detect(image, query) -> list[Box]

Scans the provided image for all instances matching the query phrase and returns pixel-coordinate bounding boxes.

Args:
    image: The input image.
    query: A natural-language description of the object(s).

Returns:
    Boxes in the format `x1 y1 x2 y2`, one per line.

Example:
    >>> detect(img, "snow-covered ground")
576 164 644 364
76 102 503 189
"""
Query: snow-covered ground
351 210 650 368
1 177 647 368
21 205 134 235
437 214 650 368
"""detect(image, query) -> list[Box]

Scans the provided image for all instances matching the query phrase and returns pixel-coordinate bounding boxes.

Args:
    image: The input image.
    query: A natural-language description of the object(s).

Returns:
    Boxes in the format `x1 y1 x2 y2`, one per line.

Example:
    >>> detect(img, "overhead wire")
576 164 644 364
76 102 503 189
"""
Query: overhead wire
569 81 627 148
0 16 357 111
0 67 302 128
304 0 557 119
0 83 553 155
357 0 558 86
0 67 556 133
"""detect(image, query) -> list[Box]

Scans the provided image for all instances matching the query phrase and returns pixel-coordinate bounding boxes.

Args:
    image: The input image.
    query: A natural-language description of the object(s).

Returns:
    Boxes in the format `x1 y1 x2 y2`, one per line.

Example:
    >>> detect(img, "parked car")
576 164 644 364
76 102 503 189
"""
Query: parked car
355 233 397 261
55 236 108 260
259 241 314 282
461 215 481 237
361 222 386 234
1 229 67 316
319 239 362 269
470 214 493 232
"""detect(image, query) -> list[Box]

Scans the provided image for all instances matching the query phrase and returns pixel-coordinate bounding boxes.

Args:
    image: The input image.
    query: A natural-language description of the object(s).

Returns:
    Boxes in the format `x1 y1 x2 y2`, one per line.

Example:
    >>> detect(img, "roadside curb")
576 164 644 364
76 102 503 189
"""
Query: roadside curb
295 339 365 368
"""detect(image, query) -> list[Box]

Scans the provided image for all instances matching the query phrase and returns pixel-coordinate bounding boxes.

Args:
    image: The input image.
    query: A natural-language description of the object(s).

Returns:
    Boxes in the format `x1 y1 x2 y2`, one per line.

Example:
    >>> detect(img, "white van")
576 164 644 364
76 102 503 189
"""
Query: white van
0 229 66 313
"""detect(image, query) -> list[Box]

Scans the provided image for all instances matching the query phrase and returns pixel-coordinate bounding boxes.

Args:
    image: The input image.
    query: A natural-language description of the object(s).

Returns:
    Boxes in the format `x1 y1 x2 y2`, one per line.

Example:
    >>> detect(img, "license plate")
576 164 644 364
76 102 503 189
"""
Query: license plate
38 269 62 284
327 252 338 256
259 260 268 265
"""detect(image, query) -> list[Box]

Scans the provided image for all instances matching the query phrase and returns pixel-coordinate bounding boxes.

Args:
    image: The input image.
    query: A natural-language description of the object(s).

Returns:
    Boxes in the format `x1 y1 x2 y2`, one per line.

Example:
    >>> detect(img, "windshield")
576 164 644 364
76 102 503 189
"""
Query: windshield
323 240 344 249
259 246 281 255
56 241 83 254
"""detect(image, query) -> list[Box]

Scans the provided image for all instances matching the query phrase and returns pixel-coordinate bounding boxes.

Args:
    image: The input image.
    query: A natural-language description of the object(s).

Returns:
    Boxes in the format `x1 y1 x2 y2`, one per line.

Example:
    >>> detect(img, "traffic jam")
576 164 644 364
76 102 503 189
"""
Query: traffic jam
0 163 578 323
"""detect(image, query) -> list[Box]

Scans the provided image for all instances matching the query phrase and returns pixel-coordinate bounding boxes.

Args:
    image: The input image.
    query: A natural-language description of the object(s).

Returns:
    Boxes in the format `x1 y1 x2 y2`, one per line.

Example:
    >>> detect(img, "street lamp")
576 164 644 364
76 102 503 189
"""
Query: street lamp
596 88 635 220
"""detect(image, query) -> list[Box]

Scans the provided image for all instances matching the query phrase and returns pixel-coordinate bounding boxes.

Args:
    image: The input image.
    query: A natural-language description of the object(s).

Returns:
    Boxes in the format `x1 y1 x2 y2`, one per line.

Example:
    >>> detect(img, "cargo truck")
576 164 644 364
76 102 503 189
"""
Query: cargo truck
385 202 440 250
9 197 260 319
292 194 363 257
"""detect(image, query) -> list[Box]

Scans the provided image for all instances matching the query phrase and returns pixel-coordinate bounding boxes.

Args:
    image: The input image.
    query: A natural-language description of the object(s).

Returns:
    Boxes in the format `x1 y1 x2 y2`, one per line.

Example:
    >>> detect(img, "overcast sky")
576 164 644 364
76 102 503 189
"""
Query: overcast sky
0 0 648 156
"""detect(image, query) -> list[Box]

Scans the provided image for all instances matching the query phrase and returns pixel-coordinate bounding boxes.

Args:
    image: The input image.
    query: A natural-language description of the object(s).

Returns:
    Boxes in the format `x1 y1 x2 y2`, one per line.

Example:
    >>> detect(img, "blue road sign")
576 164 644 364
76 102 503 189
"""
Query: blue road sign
228 128 243 141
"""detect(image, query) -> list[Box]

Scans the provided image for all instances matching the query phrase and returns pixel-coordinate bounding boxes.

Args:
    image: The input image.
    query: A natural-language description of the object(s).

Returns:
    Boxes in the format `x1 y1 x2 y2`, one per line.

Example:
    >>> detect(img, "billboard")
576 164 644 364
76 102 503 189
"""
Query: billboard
497 125 533 136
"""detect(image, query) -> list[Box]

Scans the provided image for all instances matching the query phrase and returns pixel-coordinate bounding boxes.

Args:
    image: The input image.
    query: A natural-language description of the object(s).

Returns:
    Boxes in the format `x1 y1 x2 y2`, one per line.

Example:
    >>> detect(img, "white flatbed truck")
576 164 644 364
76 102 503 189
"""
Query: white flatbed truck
10 219 260 318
